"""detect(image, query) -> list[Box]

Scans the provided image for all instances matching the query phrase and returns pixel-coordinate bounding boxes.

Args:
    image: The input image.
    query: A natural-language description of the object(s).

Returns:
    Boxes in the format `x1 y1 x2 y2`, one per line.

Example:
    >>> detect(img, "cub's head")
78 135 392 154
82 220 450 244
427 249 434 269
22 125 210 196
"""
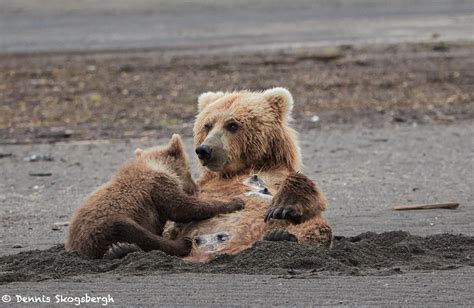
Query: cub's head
194 87 301 176
135 134 197 195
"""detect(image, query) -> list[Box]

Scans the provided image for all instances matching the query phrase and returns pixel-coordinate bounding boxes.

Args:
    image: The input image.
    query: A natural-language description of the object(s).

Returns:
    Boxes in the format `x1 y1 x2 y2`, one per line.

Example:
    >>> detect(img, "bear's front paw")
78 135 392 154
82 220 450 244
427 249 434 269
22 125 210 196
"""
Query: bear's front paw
263 229 298 242
264 204 302 224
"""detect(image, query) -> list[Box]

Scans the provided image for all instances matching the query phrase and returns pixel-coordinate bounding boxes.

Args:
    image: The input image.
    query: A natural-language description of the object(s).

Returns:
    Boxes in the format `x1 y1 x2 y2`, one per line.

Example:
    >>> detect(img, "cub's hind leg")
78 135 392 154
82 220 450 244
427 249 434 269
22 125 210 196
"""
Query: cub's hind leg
109 219 193 257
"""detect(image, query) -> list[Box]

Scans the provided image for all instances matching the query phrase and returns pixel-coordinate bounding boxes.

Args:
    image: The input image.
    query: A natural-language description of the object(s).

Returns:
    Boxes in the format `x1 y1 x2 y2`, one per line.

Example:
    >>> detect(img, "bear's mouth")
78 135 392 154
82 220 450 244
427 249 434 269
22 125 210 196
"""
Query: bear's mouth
203 161 225 171
200 156 227 171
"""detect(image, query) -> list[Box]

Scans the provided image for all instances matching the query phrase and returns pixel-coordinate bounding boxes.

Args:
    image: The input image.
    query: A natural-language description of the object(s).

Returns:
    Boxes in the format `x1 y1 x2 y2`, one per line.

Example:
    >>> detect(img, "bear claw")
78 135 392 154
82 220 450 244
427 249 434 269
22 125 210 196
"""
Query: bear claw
263 229 298 242
104 242 142 259
264 206 301 223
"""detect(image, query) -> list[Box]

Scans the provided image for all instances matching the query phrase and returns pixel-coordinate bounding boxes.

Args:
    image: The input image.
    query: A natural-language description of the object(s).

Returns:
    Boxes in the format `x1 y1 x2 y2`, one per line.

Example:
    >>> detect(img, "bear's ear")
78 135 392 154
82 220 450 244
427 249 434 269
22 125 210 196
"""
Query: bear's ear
198 91 225 112
263 87 294 118
167 134 185 158
134 148 144 157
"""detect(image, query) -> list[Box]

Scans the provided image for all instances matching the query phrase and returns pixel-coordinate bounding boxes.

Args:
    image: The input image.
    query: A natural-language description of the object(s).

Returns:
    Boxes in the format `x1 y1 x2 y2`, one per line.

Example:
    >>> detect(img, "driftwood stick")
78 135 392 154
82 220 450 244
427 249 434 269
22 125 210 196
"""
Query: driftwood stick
393 202 459 211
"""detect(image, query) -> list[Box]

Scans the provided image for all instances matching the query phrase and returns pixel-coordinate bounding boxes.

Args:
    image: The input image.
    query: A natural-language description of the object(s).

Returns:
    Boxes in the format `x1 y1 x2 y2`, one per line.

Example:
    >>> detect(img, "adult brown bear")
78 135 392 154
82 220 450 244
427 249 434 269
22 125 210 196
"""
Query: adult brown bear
165 87 332 262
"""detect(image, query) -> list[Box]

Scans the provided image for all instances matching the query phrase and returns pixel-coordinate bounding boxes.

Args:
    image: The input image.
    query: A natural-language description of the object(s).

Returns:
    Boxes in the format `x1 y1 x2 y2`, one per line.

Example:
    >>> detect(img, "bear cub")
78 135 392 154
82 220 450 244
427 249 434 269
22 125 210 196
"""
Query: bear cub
66 134 244 259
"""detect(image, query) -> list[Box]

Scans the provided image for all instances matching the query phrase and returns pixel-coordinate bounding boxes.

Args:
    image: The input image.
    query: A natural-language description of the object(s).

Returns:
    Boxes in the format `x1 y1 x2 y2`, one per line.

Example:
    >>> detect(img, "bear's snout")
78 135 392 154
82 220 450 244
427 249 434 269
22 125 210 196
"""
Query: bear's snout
195 145 213 162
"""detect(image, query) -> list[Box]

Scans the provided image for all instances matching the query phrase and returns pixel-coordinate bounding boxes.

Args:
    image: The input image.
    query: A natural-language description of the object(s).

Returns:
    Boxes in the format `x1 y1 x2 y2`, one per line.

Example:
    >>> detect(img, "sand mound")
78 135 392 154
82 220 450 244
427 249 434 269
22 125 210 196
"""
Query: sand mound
1 231 473 284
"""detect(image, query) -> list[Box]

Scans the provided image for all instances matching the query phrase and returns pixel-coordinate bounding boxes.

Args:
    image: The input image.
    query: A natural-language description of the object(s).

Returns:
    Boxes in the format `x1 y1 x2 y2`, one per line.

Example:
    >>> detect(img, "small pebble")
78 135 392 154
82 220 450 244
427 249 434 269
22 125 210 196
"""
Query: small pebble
29 172 52 177
86 65 96 72
53 221 70 227
0 153 13 159
24 153 54 162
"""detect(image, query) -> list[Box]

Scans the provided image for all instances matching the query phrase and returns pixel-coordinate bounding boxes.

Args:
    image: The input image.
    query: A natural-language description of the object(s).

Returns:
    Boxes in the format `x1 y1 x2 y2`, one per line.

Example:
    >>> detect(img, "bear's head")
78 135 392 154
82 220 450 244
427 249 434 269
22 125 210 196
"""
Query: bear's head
194 87 301 177
135 134 198 195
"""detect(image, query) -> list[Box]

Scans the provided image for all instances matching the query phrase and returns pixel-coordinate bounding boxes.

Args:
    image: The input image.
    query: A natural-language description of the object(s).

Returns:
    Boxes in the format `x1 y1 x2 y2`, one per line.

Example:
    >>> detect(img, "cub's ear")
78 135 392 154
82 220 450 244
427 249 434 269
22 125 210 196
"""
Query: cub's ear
198 91 225 112
134 148 144 157
263 87 294 119
168 134 185 158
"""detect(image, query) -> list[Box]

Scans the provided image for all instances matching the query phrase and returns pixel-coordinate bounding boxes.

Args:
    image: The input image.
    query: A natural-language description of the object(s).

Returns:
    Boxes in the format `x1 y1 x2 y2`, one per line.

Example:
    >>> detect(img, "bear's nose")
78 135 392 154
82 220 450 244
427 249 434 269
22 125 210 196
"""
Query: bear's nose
195 145 213 161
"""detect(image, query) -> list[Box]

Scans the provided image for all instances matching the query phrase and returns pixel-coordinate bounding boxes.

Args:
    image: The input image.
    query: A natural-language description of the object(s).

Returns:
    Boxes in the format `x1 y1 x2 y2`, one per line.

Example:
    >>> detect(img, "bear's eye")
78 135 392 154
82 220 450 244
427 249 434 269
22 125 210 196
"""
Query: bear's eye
225 121 239 133
204 123 213 133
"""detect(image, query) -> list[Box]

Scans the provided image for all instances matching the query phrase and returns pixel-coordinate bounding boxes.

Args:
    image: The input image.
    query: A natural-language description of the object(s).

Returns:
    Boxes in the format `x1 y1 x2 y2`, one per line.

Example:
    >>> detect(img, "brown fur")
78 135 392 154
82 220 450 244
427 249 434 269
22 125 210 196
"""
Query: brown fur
165 88 332 262
66 134 244 259
265 172 326 224
194 89 301 176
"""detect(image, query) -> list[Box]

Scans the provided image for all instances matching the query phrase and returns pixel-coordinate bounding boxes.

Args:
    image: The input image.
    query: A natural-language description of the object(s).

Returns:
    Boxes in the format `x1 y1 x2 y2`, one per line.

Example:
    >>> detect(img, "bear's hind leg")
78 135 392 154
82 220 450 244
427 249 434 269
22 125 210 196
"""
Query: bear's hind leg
263 229 298 242
286 216 333 248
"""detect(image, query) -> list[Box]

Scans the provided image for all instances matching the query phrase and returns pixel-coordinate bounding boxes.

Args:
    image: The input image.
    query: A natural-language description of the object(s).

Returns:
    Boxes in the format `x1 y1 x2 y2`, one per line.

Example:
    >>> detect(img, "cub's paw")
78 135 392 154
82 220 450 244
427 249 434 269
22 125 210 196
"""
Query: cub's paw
170 237 194 257
263 229 298 242
264 204 302 224
226 198 245 212
104 242 142 259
